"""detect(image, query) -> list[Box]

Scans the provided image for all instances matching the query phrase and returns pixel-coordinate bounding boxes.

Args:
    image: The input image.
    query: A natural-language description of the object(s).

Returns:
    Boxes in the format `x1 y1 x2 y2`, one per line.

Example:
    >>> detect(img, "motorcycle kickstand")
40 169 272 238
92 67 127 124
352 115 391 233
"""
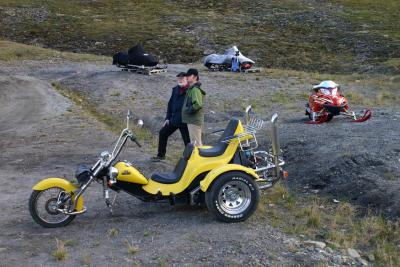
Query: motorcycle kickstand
103 177 118 215
106 193 118 215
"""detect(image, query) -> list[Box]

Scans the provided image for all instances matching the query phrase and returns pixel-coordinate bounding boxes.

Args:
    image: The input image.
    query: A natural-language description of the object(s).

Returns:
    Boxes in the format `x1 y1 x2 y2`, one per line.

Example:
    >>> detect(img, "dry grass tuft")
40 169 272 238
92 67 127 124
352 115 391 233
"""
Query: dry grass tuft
52 238 68 261
125 239 140 254
108 227 119 237
81 253 92 266
260 182 400 266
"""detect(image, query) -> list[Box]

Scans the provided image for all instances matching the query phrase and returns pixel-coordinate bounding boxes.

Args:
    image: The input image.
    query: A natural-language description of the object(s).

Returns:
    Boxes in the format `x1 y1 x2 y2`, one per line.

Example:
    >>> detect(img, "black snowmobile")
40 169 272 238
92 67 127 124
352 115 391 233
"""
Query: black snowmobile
113 44 166 75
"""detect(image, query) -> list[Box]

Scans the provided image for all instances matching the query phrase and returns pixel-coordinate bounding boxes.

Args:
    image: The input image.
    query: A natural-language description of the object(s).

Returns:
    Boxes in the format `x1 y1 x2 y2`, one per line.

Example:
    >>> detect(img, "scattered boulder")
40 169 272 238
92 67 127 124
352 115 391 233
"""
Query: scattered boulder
367 254 375 262
284 237 300 249
325 247 334 254
326 240 340 249
303 240 326 249
347 248 361 259
360 258 369 266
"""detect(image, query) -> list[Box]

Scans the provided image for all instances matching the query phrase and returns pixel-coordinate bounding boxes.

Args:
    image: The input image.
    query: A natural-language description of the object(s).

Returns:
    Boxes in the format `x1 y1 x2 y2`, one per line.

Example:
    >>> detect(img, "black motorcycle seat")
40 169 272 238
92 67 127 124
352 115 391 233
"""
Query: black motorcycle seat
151 144 194 184
151 158 187 184
198 119 239 157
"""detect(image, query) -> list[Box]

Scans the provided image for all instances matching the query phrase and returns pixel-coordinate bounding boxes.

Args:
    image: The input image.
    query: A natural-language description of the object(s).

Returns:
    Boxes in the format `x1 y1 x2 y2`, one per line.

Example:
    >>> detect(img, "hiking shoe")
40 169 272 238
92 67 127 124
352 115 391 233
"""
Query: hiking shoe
151 156 165 162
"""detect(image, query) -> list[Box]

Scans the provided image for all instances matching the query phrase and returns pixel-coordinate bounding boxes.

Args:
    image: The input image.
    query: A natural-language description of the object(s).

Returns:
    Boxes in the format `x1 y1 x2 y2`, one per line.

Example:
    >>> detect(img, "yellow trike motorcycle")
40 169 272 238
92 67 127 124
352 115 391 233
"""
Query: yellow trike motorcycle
29 107 286 227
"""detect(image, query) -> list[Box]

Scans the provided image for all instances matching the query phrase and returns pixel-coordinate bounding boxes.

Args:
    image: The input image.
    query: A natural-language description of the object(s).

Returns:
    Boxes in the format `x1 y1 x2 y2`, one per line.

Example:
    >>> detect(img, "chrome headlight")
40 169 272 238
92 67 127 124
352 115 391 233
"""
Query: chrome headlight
109 166 118 179
109 166 118 184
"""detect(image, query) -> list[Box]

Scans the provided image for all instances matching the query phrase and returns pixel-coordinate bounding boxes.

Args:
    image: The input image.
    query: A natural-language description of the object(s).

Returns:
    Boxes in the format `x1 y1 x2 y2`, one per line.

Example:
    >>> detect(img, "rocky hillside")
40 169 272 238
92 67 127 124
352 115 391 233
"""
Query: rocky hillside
0 0 399 74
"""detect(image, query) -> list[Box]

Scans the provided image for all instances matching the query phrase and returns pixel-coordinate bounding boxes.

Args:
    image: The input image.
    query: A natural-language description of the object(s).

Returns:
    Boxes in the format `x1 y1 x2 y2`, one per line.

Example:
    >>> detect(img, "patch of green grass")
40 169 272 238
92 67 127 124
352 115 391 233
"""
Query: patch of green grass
333 0 400 39
266 182 289 204
93 240 101 247
0 40 107 62
1 1 399 73
52 83 153 142
108 227 119 237
262 183 400 267
124 239 140 255
271 91 291 105
345 91 373 106
383 171 398 181
384 58 400 69
109 91 121 97
158 257 170 267
81 253 92 266
64 239 79 247
376 92 400 106
302 203 322 229
52 238 68 261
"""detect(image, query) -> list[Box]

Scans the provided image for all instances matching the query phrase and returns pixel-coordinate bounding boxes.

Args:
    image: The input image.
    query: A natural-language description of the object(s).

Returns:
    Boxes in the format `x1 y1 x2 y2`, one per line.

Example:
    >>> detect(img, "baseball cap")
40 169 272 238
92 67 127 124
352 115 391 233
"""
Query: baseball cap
176 72 187 77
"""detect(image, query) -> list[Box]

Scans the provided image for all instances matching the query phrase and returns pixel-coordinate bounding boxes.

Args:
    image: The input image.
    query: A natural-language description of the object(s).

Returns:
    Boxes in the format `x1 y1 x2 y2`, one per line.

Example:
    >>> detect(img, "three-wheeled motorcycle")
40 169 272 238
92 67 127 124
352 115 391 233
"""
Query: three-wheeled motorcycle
29 107 286 227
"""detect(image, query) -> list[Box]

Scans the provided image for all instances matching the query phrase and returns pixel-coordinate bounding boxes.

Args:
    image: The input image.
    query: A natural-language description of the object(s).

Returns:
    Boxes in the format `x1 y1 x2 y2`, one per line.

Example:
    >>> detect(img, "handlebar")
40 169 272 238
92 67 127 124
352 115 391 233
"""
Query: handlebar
130 135 142 147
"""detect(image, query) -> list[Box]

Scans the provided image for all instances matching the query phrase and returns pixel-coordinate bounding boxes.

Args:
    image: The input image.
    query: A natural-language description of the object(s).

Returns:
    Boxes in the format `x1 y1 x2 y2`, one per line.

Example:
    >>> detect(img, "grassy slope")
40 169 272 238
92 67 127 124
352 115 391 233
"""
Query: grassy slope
0 0 399 73
262 184 400 267
0 40 107 61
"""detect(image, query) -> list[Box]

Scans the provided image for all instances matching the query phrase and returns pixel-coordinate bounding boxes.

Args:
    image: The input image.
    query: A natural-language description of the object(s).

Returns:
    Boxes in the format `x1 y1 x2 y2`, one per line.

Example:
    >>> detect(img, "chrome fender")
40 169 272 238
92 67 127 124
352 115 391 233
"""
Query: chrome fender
32 178 85 212
200 164 259 192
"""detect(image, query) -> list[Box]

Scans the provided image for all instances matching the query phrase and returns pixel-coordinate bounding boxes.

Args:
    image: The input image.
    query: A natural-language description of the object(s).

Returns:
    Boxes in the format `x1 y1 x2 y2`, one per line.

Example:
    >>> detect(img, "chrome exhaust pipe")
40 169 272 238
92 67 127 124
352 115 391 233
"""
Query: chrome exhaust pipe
245 105 252 124
270 113 280 179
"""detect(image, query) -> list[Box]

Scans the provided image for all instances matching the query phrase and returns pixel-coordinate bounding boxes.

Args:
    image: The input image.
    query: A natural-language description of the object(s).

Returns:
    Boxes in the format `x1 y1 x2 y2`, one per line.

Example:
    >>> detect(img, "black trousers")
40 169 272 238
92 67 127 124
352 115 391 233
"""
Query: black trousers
157 123 190 157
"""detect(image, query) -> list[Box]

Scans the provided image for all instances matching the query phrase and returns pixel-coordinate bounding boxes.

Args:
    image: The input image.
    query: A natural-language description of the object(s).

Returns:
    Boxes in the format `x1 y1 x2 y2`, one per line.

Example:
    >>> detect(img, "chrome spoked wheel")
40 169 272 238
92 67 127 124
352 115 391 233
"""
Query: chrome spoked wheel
218 180 252 215
29 187 76 228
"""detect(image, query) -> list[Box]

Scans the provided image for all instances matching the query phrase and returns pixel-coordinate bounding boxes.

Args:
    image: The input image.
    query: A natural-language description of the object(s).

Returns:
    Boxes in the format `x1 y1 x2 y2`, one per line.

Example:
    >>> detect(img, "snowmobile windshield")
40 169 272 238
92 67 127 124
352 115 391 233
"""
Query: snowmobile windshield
320 88 337 96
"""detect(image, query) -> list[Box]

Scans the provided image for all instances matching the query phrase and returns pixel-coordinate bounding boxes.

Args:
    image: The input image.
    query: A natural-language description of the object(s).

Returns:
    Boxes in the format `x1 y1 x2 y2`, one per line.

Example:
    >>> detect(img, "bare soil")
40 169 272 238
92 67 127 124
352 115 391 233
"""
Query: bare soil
0 60 398 266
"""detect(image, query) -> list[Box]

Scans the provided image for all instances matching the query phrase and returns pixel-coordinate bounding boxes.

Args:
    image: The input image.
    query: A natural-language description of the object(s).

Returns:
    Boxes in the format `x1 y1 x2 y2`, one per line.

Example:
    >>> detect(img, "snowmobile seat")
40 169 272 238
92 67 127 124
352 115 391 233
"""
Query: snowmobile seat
128 44 158 66
198 119 239 157
113 52 129 66
150 144 194 184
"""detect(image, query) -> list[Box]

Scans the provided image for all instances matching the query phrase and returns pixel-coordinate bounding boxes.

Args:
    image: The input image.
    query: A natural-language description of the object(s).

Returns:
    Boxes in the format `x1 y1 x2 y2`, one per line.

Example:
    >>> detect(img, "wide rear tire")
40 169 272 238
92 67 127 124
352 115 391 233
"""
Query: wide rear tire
205 171 259 223
29 188 76 228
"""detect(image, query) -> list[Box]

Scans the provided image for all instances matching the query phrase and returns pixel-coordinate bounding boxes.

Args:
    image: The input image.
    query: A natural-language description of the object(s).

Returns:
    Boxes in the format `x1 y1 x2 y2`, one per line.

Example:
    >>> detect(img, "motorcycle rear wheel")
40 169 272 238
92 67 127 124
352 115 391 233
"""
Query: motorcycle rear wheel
29 188 76 228
205 171 259 223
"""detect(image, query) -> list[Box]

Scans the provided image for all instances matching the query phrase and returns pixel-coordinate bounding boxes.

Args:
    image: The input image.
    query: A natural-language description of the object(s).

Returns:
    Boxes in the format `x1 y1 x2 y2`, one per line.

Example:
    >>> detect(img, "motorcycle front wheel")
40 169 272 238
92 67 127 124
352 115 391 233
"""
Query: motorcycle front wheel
29 187 76 228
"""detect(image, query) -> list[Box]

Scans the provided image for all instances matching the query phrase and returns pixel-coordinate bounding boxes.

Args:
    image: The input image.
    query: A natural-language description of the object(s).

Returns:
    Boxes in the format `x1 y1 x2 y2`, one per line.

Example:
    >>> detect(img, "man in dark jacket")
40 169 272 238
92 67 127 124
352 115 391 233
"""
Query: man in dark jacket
152 72 190 161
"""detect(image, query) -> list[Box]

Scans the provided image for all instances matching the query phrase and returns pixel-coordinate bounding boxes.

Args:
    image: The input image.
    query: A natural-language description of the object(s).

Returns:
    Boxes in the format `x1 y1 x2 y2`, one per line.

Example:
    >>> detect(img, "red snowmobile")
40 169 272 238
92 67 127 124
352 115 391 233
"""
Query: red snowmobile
305 81 371 124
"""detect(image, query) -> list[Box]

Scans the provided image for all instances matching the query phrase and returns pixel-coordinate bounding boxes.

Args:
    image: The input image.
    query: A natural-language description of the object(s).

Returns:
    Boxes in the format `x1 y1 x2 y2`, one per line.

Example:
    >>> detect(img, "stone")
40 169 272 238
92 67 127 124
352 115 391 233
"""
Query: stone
0 247 7 253
367 254 375 262
333 255 342 264
284 238 299 248
347 248 361 259
360 258 369 266
326 241 340 249
303 240 326 249
325 247 334 254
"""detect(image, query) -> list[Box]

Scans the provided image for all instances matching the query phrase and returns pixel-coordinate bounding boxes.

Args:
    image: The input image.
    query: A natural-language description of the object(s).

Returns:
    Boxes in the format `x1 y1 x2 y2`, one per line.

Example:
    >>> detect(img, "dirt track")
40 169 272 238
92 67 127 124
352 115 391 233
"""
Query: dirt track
0 61 398 266
0 73 328 266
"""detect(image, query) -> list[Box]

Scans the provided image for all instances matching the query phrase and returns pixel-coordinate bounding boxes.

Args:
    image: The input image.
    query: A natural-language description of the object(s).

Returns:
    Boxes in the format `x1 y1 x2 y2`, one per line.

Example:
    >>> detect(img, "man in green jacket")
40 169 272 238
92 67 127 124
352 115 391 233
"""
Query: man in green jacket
182 68 206 146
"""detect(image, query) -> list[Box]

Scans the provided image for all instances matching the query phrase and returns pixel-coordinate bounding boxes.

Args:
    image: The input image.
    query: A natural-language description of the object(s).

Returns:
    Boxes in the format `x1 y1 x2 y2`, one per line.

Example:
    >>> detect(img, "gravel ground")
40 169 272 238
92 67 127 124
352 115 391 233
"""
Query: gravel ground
0 60 398 266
